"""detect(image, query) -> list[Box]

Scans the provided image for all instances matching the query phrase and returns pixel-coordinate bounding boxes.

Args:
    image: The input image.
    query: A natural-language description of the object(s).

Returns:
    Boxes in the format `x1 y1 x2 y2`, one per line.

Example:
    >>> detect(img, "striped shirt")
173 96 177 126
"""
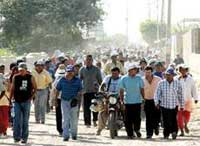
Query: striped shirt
154 79 184 109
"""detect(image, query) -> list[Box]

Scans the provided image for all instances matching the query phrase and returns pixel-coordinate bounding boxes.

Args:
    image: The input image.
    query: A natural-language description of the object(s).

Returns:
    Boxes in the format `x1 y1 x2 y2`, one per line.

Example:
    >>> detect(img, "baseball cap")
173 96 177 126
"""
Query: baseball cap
165 68 176 75
66 65 74 72
128 64 138 71
35 60 44 66
18 62 27 71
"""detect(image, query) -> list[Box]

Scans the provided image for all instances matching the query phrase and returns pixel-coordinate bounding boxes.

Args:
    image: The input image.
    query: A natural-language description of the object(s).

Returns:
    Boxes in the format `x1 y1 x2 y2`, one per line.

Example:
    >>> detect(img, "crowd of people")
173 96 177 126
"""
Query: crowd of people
0 49 199 144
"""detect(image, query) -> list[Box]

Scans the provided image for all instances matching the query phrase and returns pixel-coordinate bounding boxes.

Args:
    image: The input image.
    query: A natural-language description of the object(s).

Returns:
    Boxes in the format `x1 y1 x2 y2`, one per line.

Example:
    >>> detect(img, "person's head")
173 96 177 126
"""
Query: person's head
144 66 153 78
128 64 138 77
110 52 118 63
74 64 81 76
155 62 163 72
85 55 93 67
10 62 17 71
35 60 44 73
0 65 5 74
176 54 180 58
165 68 176 82
111 67 120 79
179 65 187 76
18 63 28 75
96 61 102 69
65 65 75 78
139 58 147 69
44 58 52 69
55 64 65 78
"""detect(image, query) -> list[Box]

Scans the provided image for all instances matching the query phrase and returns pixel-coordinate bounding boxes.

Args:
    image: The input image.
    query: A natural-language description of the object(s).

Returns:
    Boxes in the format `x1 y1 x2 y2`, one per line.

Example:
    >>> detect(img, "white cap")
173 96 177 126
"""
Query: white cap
128 64 138 71
110 51 118 57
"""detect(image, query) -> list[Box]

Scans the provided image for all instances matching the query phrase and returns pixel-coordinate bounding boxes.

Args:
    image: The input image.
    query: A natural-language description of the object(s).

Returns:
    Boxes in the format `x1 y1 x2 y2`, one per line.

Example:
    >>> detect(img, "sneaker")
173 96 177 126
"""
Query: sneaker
128 136 134 139
185 125 190 134
58 132 63 137
146 135 152 139
135 131 142 138
41 121 45 124
172 132 177 140
179 129 184 136
14 139 20 143
72 136 77 140
96 129 102 136
63 137 69 141
21 140 27 144
164 136 169 139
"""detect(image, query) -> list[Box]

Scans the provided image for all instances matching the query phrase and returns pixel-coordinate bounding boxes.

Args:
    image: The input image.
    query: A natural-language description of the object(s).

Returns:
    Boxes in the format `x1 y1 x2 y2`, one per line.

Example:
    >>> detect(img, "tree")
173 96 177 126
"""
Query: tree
0 0 104 53
140 19 167 45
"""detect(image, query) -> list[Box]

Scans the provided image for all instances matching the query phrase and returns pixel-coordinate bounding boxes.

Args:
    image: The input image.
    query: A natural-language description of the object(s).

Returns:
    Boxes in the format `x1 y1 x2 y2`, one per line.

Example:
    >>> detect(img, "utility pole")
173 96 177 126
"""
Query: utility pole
126 0 129 46
156 0 160 49
161 0 165 24
166 0 172 64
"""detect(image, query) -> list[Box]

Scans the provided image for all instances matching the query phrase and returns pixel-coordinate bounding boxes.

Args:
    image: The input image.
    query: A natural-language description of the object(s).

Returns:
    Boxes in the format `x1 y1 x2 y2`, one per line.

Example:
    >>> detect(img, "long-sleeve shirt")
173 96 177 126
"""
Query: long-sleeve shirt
154 79 184 109
177 75 199 111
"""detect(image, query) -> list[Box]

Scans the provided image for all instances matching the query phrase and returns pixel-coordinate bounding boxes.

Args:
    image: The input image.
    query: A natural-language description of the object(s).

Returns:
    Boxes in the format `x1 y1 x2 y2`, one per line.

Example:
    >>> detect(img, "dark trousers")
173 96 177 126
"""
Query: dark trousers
161 107 178 137
124 104 141 137
83 93 98 125
56 99 63 134
144 99 160 136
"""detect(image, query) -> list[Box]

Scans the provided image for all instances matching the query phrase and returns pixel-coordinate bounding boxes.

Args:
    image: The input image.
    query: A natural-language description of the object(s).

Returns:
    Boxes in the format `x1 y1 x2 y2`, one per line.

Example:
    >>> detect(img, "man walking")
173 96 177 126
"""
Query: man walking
119 64 144 139
177 65 198 136
143 66 161 139
80 55 102 127
10 63 37 143
55 65 82 141
154 68 184 140
32 61 52 124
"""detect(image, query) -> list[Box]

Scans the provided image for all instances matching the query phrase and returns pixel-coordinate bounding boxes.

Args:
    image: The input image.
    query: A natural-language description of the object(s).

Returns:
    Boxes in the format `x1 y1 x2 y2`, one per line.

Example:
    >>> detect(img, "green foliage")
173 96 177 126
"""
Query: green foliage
140 19 167 45
0 48 15 56
0 0 104 54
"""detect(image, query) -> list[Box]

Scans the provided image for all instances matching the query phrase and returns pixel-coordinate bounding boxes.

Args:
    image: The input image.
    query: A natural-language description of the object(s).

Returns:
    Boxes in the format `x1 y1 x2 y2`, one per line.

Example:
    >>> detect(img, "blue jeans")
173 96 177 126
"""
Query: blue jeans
61 99 79 139
13 100 31 141
34 89 48 122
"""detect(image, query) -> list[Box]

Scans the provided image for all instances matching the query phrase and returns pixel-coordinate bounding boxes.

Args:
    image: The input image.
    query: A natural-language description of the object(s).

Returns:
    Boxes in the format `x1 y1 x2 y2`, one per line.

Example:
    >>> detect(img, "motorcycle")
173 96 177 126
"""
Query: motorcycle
107 93 124 139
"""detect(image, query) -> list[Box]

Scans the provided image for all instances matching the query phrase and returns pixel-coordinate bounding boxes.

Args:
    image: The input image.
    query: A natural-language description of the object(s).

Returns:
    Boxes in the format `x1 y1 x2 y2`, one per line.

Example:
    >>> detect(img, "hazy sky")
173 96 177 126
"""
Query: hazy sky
103 0 200 43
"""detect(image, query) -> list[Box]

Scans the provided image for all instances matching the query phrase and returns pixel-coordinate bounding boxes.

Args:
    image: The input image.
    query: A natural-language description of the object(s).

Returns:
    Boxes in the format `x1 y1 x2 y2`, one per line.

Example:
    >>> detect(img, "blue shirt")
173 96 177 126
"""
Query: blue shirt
119 75 144 104
56 77 82 101
154 71 163 79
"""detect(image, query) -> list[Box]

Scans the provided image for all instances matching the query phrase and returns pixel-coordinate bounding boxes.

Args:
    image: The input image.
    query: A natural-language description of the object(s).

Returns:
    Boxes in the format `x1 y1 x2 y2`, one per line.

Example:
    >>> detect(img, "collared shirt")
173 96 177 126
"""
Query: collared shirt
102 75 121 93
80 65 102 93
104 61 125 75
32 69 52 90
143 75 161 100
56 77 82 101
119 75 144 104
154 79 184 109
176 75 198 111
154 71 164 79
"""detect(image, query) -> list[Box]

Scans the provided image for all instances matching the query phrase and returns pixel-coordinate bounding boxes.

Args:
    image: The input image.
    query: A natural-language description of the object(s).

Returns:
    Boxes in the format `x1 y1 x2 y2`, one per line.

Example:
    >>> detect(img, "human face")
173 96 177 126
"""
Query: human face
85 56 93 67
155 65 162 72
165 74 174 82
140 62 147 69
128 68 137 77
0 67 5 74
179 68 187 77
145 70 152 78
111 71 120 79
18 69 27 76
111 56 117 62
35 65 44 73
66 71 75 79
